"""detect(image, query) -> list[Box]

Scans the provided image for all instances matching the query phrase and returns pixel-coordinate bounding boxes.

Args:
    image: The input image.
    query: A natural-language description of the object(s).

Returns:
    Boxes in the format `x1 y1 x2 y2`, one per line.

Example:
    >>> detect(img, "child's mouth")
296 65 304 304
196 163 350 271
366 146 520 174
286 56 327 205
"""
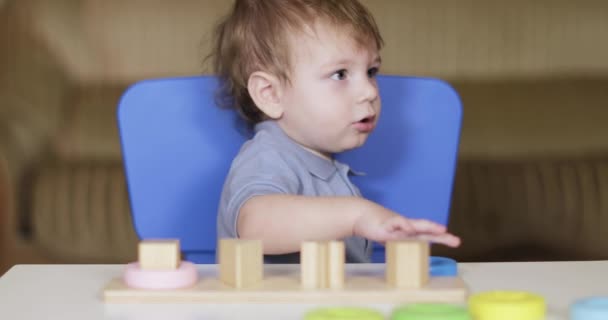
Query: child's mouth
359 115 375 123
354 115 376 132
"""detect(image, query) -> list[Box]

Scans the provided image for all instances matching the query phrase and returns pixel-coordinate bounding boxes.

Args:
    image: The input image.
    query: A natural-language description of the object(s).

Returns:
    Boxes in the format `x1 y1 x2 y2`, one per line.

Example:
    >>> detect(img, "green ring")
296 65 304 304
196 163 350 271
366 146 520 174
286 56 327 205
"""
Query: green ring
392 303 471 320
304 307 385 320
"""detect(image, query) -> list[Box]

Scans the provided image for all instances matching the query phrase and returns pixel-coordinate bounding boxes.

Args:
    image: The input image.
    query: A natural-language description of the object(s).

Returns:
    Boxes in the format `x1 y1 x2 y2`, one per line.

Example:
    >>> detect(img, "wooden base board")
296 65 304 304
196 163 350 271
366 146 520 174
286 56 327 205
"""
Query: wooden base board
103 265 467 304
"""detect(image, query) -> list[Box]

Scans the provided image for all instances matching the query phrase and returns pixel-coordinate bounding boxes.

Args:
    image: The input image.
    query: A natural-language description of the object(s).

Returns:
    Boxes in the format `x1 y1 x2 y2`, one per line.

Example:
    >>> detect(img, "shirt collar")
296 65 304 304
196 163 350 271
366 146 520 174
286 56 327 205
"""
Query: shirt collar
254 120 362 181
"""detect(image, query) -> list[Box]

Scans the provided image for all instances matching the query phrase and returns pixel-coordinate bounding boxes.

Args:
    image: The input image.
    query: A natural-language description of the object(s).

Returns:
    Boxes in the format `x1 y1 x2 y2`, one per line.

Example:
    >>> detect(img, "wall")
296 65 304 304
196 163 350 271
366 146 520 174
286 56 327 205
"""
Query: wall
19 0 608 84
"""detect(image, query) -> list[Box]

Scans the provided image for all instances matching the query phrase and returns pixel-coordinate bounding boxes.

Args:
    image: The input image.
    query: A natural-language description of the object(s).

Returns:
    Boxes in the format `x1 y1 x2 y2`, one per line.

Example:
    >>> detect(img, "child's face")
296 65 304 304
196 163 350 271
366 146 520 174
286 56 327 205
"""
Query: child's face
277 22 381 159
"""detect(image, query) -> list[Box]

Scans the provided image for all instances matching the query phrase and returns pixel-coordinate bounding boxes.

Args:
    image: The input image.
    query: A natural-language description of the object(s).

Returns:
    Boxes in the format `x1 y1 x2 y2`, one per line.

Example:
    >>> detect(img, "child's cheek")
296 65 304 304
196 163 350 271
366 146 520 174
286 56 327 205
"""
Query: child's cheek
328 79 348 92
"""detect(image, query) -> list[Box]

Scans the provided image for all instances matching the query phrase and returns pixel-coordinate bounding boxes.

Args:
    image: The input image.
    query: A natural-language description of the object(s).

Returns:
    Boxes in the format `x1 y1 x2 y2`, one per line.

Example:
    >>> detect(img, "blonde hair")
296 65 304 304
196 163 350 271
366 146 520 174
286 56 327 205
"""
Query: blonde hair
209 0 384 124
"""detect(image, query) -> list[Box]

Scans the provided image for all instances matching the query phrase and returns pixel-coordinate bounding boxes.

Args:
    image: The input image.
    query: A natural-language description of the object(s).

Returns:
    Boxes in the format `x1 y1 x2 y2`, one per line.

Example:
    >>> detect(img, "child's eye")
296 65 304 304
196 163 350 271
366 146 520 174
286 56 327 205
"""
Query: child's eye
331 69 347 80
368 67 379 78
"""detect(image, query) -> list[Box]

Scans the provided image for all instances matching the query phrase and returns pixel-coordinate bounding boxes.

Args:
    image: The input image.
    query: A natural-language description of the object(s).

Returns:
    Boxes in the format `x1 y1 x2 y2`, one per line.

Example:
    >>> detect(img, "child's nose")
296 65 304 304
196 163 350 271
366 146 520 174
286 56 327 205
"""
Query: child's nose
358 78 379 103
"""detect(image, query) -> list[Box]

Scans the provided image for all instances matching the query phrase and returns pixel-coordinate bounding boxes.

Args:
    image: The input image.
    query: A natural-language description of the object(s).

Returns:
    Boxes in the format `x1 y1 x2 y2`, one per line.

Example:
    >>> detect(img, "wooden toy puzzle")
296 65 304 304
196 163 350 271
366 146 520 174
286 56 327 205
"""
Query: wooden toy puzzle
102 238 468 304
138 239 181 270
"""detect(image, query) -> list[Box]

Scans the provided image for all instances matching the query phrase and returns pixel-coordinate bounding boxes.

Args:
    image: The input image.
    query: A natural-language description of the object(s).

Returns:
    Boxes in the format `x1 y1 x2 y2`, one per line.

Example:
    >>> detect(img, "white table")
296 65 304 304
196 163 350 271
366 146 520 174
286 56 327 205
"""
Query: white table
1 261 607 319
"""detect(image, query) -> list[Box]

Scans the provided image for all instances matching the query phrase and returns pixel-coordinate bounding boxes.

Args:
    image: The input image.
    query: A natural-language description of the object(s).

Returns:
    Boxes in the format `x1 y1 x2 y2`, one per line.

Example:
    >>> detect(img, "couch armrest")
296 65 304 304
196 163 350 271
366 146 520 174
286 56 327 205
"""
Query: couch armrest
0 1 71 267
0 156 9 274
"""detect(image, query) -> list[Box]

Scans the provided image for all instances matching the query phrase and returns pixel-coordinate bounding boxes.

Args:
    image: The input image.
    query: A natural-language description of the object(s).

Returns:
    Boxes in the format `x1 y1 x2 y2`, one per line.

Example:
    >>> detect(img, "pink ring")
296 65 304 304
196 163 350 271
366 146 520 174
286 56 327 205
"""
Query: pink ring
123 261 198 289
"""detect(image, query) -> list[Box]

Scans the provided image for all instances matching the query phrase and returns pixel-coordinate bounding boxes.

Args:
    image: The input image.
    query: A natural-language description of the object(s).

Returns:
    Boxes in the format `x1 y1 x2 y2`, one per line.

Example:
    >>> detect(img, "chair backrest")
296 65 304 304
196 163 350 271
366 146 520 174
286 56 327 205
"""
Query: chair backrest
117 75 462 263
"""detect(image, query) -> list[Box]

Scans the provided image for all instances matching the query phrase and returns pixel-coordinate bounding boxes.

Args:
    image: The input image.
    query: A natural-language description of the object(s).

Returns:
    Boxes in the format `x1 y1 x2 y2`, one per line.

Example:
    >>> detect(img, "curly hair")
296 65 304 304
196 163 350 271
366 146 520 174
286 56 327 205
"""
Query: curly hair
208 0 383 125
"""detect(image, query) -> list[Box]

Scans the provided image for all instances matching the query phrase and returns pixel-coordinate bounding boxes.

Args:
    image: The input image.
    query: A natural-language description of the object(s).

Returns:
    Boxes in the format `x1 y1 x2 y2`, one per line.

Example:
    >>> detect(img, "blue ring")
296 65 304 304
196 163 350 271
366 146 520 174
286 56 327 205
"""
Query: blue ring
571 296 608 320
430 256 458 276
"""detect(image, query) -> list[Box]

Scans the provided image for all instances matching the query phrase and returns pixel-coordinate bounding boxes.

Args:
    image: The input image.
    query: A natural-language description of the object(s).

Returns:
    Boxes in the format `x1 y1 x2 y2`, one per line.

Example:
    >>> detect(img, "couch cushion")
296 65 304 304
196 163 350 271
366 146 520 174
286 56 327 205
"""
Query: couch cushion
454 78 608 158
442 154 608 261
28 161 137 262
53 85 128 160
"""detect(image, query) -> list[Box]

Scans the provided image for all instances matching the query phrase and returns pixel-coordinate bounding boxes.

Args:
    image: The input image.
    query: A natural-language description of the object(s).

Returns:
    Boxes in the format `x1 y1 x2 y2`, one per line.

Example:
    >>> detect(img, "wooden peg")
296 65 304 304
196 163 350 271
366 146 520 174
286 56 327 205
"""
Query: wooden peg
218 239 263 288
327 241 345 289
386 240 429 288
301 241 345 289
301 241 326 289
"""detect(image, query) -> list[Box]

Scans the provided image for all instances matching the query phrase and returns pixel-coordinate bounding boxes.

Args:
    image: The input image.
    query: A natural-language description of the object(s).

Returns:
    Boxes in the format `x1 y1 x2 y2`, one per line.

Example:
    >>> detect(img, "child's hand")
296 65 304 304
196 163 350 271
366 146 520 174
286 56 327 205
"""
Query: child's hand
353 201 461 247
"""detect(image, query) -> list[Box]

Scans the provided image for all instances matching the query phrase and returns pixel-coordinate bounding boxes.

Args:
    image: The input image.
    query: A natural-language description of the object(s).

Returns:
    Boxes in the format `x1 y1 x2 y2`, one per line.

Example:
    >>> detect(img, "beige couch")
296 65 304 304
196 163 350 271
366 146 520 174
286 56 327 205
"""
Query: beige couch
2 0 608 274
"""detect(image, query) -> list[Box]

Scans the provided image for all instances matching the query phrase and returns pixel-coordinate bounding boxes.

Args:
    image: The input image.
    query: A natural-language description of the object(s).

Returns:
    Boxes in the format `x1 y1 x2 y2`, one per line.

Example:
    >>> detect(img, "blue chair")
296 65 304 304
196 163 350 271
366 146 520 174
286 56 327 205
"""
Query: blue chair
117 75 462 264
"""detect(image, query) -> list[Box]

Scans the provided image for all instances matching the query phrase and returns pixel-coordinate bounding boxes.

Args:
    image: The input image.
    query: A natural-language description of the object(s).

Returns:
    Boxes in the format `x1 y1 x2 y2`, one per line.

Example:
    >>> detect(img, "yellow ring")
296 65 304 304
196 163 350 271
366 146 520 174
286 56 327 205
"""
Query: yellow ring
469 290 546 320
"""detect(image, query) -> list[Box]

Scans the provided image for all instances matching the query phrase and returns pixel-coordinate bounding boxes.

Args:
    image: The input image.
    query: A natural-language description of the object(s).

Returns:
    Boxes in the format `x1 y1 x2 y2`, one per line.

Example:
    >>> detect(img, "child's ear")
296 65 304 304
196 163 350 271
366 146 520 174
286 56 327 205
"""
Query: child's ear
247 71 284 119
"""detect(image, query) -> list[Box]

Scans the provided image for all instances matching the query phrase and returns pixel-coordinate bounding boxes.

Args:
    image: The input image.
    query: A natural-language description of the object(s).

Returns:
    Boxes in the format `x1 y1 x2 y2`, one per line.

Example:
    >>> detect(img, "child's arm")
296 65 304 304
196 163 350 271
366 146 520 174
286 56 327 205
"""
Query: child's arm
238 195 460 254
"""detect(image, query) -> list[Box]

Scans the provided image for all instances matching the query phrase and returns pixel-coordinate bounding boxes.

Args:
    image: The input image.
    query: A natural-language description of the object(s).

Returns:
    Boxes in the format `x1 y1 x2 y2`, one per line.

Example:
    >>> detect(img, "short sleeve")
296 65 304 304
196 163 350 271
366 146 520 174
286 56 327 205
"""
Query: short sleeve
217 149 300 238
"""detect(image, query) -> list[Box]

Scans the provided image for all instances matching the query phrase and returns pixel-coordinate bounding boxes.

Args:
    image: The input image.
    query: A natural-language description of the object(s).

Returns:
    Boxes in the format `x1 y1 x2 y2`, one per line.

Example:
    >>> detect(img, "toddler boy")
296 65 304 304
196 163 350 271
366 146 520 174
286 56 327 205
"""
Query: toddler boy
211 0 460 263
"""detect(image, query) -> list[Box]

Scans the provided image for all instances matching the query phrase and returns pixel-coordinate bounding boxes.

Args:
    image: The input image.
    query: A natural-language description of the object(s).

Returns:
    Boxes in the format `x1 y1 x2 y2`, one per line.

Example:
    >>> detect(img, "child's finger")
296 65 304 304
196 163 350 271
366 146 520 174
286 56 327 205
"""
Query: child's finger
409 219 447 234
416 233 461 247
391 217 414 234
381 230 460 248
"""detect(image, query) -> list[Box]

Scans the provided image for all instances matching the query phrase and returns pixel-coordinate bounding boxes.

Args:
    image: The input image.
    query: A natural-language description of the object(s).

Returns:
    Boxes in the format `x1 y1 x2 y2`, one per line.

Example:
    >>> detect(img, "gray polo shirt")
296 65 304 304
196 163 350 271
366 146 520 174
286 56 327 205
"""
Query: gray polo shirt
217 120 371 263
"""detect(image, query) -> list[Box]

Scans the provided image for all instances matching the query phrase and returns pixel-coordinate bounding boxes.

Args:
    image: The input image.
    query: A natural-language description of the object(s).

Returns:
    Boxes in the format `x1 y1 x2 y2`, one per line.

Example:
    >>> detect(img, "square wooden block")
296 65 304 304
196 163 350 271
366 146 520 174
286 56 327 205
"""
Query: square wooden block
218 239 263 288
138 239 181 270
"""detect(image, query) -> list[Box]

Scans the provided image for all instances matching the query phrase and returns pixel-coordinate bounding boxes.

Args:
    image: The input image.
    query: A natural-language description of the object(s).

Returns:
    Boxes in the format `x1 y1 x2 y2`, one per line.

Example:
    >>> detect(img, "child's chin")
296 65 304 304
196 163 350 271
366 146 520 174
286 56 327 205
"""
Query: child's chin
341 138 369 152
356 134 371 146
